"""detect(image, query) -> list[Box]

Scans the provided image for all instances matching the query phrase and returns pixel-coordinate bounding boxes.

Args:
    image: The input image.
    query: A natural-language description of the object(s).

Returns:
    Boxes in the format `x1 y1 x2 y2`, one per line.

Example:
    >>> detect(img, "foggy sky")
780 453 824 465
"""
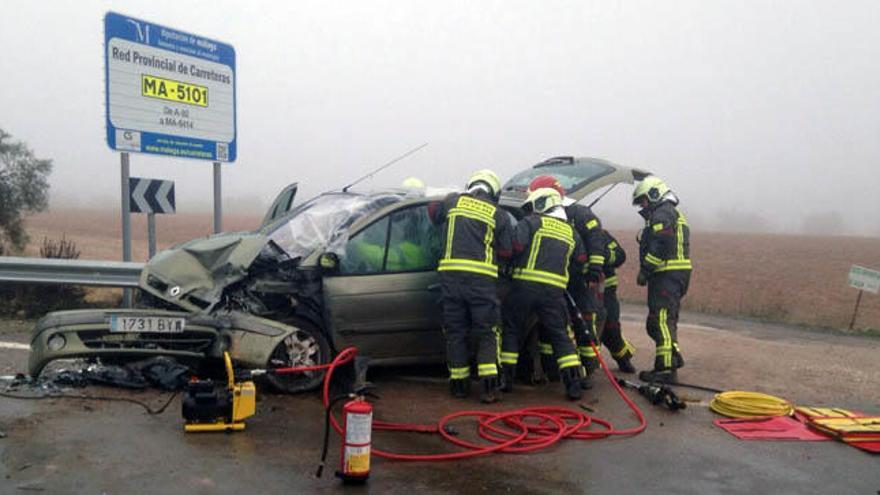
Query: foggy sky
2 0 878 236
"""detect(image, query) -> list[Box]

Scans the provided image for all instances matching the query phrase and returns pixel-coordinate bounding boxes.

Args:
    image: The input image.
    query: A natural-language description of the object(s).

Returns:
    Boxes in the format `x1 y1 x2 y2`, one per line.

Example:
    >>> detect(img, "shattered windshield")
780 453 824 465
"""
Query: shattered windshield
263 192 403 259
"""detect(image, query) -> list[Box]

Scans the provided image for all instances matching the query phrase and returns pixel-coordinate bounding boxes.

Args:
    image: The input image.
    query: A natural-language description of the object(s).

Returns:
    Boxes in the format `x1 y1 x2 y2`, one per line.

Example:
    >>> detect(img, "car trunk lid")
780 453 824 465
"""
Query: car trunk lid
499 156 651 207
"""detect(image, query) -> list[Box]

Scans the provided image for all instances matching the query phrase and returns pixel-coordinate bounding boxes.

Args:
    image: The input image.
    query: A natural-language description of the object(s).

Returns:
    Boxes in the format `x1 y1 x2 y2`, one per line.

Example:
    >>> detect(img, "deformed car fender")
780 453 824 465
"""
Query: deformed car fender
219 312 300 369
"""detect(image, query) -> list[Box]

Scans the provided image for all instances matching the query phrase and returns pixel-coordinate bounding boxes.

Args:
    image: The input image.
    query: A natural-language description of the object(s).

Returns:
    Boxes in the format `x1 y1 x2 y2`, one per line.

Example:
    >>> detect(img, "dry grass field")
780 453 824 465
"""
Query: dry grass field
612 230 880 331
19 210 262 306
16 211 880 331
22 209 261 262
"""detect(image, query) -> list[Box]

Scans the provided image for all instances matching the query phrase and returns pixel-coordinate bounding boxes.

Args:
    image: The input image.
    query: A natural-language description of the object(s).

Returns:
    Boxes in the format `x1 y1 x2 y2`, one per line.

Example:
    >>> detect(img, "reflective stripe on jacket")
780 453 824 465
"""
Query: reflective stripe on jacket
512 213 586 289
565 204 605 277
429 192 513 278
639 201 692 275
601 230 626 288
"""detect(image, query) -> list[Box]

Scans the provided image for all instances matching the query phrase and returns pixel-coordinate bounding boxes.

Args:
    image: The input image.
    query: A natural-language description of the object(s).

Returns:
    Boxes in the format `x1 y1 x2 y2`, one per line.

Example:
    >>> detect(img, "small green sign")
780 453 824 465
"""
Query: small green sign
848 265 880 294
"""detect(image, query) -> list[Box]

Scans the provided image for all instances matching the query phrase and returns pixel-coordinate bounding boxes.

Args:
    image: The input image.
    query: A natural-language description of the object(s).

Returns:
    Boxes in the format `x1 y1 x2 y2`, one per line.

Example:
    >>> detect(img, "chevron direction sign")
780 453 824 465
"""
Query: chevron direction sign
129 177 175 214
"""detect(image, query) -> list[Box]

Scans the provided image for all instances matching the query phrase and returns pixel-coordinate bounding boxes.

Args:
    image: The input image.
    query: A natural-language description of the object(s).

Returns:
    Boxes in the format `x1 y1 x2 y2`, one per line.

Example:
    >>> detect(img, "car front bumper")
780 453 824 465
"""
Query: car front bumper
29 309 297 377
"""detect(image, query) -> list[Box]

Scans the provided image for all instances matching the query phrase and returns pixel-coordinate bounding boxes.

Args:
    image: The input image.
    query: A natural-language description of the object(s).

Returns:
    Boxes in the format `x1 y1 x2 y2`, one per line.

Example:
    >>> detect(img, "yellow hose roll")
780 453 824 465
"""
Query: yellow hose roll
709 391 794 418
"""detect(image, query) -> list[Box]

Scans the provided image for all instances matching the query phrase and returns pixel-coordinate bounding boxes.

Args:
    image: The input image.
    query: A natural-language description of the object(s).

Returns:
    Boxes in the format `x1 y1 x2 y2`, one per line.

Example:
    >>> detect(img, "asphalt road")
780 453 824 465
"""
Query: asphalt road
1 309 878 494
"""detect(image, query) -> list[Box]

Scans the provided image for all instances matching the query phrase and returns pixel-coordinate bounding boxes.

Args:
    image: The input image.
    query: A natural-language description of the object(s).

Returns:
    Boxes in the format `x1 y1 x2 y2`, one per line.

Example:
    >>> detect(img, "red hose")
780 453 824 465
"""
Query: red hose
270 340 646 461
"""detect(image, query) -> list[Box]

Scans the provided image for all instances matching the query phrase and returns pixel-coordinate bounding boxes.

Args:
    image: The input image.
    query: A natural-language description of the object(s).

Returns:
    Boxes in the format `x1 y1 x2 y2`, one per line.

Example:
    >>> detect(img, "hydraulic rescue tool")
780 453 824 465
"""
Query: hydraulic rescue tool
617 378 686 412
182 352 256 432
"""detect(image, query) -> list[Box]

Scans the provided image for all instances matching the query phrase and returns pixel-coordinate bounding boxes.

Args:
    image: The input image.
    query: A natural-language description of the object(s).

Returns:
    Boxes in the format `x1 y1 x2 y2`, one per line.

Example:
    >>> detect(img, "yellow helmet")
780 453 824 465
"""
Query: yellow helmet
466 169 502 198
401 177 425 189
524 187 563 214
632 176 670 206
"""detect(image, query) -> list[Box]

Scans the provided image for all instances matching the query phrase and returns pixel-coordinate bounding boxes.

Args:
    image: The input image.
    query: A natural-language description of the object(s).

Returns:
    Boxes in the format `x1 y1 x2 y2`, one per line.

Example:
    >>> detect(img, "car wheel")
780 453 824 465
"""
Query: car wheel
265 318 331 394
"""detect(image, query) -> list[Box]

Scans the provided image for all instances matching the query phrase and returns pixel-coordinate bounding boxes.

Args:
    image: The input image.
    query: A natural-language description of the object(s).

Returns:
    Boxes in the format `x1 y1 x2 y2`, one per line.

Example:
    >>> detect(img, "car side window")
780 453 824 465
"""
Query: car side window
386 206 440 272
340 217 390 275
338 205 440 275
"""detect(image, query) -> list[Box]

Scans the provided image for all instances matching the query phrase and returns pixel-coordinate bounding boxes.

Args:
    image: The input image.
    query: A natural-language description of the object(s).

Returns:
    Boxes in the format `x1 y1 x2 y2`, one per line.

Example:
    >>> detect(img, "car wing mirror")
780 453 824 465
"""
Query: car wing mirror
319 252 340 274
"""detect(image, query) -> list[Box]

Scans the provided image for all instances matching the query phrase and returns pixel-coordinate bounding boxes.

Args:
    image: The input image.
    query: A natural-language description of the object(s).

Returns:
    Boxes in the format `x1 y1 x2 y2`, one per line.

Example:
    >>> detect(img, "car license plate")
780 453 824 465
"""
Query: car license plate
109 315 186 333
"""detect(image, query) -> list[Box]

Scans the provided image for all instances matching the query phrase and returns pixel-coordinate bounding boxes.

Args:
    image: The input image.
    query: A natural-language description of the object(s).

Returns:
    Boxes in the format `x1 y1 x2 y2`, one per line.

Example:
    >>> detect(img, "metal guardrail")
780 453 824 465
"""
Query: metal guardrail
0 256 144 288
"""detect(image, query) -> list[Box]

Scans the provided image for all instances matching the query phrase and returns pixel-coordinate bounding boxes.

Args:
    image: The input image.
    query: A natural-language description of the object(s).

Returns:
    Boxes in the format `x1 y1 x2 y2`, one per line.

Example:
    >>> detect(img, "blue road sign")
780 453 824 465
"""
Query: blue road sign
104 12 236 162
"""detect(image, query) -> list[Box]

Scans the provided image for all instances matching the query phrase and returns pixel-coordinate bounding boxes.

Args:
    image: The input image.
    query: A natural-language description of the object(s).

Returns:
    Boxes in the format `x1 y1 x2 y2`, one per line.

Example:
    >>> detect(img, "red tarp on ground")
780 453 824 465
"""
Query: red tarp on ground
714 416 831 441
715 408 880 453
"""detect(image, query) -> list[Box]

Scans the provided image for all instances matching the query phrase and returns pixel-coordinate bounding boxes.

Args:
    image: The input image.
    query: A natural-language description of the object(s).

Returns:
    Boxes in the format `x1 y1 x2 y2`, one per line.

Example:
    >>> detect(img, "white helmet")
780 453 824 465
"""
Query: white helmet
523 187 563 214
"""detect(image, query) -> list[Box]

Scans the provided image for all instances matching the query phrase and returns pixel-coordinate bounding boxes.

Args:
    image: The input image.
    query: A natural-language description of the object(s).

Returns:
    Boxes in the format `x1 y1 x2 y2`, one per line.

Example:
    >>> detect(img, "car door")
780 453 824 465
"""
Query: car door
261 182 298 228
499 156 651 208
322 203 444 361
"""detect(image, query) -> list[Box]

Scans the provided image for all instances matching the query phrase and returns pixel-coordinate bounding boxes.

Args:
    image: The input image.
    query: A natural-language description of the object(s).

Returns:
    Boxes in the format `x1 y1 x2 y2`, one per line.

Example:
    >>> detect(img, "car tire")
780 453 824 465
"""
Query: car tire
265 318 331 394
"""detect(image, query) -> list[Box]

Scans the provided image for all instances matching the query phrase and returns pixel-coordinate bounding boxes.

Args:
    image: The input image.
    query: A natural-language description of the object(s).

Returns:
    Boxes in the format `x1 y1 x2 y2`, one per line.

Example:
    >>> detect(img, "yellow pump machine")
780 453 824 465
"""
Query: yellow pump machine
182 352 256 432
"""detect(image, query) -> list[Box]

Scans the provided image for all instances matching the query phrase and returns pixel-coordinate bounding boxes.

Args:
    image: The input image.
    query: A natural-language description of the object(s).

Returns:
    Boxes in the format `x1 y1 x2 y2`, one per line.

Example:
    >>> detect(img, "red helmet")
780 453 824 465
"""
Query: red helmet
527 175 565 196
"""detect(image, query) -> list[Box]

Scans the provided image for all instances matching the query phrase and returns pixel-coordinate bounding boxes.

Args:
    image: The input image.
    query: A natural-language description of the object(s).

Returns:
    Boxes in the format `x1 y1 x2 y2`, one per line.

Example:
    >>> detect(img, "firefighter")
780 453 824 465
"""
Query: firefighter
632 176 692 383
428 170 513 403
599 229 636 373
500 187 587 400
524 175 606 387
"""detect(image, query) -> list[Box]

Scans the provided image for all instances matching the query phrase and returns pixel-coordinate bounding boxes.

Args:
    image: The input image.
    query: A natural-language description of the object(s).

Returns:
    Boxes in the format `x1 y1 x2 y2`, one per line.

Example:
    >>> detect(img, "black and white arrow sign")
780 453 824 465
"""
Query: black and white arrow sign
129 177 176 214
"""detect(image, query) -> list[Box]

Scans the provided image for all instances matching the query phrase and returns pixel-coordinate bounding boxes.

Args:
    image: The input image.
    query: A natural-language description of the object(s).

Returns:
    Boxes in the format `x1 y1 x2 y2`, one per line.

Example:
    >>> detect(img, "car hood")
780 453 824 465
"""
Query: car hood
139 232 270 313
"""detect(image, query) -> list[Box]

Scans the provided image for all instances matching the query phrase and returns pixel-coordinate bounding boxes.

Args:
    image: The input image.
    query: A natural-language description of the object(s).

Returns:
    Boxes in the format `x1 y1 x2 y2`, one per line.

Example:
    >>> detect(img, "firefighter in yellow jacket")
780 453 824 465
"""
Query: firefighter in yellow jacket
500 187 587 400
632 176 692 383
429 170 513 402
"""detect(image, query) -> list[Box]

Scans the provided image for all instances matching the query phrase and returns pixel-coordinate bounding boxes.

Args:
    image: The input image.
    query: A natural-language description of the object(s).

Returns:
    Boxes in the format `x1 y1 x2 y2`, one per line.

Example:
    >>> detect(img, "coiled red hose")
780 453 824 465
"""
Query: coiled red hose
271 341 646 461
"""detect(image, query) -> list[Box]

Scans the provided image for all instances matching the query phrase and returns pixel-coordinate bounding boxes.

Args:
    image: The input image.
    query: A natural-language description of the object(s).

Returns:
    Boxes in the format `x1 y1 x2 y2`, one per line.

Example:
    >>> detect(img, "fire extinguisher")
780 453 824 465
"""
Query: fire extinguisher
316 390 374 484
338 397 372 482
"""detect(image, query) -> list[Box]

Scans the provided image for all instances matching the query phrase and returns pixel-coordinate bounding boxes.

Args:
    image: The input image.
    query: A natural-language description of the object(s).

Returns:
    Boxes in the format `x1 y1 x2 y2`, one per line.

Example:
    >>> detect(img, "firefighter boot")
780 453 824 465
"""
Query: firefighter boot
580 357 598 389
672 351 685 370
579 365 594 390
639 368 677 384
560 366 583 401
480 376 501 404
582 357 599 375
615 356 636 374
541 353 560 382
449 378 471 398
500 364 516 393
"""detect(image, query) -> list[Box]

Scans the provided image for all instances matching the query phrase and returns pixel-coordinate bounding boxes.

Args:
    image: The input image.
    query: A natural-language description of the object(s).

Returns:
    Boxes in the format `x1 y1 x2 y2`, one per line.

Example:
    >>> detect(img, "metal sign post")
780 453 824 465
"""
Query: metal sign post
849 290 863 330
213 162 222 233
120 152 132 307
147 213 157 258
846 264 880 330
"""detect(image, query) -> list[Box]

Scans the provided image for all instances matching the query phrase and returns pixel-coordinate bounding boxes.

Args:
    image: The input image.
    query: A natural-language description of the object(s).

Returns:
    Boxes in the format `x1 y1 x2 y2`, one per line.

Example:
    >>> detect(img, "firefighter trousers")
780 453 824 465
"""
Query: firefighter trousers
440 271 500 380
646 270 690 371
501 281 580 372
601 287 635 361
568 277 605 367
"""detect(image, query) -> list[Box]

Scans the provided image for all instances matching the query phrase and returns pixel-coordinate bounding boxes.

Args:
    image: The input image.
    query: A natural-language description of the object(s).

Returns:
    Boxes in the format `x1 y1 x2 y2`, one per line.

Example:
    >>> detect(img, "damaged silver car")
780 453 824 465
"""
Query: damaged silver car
29 156 649 393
